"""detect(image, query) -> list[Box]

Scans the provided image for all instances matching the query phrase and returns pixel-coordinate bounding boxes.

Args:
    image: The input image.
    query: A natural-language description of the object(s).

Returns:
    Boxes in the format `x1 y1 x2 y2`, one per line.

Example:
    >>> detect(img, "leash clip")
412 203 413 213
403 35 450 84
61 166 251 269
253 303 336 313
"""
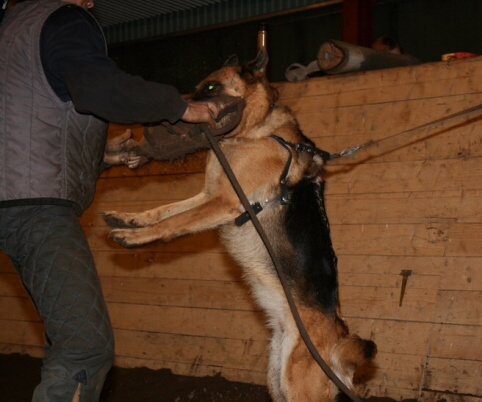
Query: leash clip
329 141 372 160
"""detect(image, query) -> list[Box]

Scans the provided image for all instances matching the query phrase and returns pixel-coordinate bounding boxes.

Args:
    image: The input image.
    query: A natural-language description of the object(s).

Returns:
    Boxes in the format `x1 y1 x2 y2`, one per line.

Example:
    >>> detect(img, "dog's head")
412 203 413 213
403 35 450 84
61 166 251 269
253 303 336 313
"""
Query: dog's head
191 48 279 137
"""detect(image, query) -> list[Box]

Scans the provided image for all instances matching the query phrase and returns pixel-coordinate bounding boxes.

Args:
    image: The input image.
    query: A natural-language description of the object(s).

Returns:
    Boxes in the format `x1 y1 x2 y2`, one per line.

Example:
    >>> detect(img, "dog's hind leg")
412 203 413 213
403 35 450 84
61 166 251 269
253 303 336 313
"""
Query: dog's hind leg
102 192 210 228
107 195 240 247
267 324 286 402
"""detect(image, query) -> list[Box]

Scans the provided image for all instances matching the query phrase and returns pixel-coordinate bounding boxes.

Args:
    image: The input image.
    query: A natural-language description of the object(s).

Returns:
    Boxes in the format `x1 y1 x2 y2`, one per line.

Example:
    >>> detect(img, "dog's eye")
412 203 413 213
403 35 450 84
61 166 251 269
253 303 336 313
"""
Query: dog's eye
202 81 221 95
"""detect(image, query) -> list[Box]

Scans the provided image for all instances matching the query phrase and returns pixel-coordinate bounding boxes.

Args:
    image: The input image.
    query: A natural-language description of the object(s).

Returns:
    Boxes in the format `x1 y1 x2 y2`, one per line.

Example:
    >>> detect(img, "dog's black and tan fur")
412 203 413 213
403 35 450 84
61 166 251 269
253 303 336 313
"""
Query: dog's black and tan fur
103 49 376 402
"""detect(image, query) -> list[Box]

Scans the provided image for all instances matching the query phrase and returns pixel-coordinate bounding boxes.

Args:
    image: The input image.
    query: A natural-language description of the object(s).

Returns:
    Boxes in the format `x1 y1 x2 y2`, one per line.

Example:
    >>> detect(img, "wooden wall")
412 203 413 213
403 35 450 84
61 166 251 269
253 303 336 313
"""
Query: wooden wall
1 56 481 400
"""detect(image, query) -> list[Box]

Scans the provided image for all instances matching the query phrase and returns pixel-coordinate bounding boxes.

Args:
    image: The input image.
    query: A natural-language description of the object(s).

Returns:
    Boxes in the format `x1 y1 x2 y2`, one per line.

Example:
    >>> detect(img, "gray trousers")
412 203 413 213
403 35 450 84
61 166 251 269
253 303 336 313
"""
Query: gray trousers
0 205 114 401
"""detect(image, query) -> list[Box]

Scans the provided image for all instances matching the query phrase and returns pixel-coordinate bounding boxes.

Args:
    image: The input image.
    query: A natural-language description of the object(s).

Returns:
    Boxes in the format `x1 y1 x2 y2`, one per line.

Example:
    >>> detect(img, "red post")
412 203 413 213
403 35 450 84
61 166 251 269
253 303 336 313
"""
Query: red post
342 0 373 47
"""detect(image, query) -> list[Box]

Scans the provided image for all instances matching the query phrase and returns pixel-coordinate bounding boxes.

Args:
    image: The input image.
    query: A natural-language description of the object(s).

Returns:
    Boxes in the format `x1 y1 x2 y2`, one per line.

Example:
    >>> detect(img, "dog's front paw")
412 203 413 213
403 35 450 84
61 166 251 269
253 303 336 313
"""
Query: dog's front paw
108 228 148 248
102 211 143 228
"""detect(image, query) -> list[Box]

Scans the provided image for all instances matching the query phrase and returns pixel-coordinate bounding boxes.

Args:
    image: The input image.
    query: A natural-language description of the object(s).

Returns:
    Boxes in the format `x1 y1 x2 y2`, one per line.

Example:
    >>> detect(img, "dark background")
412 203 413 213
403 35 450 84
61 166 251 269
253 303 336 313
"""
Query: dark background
107 0 482 93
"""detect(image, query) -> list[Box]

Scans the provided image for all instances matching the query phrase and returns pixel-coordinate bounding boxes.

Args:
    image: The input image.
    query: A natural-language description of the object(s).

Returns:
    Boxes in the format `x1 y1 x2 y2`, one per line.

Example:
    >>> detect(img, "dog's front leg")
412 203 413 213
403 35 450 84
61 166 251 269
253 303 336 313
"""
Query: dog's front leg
108 195 240 247
102 192 210 228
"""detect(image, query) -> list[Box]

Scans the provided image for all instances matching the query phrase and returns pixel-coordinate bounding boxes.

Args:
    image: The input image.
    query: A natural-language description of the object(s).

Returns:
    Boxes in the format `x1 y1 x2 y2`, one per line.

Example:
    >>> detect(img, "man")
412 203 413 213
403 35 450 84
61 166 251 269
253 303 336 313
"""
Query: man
371 36 403 55
0 0 219 400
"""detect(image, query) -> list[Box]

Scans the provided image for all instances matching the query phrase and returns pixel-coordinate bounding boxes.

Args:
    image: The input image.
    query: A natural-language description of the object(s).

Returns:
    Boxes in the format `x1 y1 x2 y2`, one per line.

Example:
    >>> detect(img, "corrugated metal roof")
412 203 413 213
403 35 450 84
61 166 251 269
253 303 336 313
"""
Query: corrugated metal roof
91 0 337 44
91 0 227 28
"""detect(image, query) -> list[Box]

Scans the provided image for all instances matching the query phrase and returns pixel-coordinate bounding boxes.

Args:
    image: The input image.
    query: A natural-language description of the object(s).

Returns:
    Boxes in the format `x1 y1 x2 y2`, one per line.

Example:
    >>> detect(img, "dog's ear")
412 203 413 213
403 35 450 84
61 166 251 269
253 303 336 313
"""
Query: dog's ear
244 47 269 76
223 54 239 67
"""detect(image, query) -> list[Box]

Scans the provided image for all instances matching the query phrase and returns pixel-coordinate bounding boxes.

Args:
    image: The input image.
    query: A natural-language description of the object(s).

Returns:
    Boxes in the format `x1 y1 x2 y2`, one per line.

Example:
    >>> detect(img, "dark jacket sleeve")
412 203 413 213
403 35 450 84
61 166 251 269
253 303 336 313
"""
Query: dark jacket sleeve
41 5 187 125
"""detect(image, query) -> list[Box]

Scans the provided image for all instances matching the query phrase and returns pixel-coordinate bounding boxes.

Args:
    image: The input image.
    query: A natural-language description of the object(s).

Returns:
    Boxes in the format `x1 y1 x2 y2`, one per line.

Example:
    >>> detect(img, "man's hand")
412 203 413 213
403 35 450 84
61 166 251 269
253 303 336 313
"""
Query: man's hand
181 101 219 127
104 129 149 169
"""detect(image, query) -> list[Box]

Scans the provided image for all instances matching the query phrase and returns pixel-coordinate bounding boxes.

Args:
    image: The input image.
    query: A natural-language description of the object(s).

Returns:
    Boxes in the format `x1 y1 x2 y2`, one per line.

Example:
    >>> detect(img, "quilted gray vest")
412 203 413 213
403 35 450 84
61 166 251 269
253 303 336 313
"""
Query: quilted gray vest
0 0 108 215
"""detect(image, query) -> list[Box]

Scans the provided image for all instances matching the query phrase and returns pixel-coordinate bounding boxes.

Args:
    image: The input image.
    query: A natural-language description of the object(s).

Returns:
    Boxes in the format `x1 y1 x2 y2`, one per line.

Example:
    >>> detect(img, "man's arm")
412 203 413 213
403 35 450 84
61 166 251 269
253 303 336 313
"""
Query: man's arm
41 5 217 125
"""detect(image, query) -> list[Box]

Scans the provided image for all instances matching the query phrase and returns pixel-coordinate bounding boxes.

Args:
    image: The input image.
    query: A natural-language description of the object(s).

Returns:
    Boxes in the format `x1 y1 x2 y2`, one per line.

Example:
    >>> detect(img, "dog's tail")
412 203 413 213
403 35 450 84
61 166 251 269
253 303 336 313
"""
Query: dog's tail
330 334 377 392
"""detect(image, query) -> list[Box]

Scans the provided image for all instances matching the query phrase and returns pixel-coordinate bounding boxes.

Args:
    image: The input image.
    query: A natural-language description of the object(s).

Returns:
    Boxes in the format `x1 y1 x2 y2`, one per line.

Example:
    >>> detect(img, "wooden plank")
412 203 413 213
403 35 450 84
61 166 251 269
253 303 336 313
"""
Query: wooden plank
325 190 482 225
339 270 439 290
0 273 29 297
0 297 41 322
275 57 482 100
92 250 242 281
324 158 482 195
0 320 44 347
288 92 481 125
428 323 482 361
101 276 256 311
422 357 481 396
434 290 482 325
113 328 268 374
0 253 15 273
339 286 437 322
438 262 482 291
337 255 482 291
331 222 482 257
107 303 269 341
0 269 257 312
289 94 482 141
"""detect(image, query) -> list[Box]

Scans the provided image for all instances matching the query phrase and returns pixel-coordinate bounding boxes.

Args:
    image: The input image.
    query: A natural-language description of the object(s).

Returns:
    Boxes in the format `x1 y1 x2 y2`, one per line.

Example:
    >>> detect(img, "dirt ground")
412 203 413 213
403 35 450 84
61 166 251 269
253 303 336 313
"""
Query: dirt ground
0 353 412 402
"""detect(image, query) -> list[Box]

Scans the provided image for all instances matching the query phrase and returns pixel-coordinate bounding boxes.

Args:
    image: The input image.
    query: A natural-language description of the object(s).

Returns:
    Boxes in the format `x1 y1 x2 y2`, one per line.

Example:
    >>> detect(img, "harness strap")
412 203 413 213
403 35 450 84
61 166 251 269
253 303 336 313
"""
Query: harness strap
269 135 293 205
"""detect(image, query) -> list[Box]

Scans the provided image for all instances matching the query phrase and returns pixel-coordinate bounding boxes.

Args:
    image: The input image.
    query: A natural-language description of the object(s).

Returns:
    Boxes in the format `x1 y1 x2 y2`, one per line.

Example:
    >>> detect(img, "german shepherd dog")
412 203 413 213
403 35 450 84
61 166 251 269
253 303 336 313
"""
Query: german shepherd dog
103 49 377 402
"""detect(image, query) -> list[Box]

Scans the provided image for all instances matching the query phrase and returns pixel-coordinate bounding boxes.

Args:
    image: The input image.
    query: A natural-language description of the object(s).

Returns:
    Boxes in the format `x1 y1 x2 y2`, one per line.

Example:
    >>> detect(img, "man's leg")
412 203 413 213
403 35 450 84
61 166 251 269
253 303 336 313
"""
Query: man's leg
2 205 114 402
